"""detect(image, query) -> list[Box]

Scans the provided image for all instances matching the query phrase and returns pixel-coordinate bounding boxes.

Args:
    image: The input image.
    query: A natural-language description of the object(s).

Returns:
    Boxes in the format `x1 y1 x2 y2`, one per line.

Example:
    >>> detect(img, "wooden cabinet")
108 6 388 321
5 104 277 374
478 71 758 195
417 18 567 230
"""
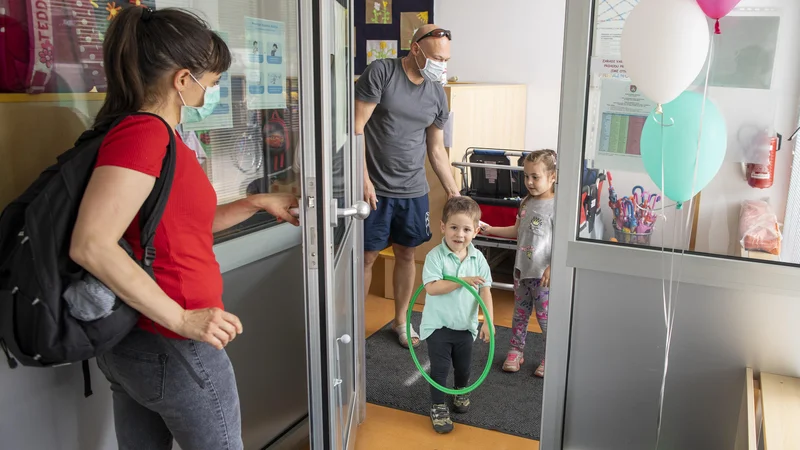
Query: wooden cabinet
416 82 527 263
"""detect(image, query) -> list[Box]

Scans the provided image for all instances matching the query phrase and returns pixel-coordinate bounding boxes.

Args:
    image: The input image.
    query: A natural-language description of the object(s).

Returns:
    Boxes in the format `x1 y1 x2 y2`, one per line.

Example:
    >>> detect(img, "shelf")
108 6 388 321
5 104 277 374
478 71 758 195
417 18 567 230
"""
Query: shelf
0 93 106 103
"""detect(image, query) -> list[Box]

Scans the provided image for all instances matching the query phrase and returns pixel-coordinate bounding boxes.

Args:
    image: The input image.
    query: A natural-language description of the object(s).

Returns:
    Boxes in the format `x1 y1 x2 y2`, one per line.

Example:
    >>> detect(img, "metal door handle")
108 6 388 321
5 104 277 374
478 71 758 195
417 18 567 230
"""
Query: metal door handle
334 201 370 221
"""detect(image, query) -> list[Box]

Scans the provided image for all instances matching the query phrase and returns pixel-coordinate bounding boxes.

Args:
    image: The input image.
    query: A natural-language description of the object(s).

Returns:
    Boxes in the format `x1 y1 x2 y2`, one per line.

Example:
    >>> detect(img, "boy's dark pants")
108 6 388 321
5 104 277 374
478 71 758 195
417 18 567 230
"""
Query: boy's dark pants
426 328 473 404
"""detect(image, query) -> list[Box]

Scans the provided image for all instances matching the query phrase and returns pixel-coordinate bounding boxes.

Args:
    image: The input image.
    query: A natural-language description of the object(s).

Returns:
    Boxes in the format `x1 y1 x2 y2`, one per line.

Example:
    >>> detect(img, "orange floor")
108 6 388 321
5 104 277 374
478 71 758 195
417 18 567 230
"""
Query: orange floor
355 290 541 450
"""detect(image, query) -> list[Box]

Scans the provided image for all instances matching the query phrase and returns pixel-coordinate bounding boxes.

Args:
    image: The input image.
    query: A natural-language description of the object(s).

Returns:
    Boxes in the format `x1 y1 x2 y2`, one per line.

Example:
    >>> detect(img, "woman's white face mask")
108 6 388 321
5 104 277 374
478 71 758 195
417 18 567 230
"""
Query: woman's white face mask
416 47 447 83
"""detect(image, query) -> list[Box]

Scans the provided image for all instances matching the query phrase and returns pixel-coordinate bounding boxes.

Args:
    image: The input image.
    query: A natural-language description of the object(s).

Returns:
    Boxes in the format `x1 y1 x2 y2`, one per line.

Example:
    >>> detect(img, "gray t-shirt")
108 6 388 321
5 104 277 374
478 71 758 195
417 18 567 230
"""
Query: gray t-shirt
515 197 555 280
355 58 449 198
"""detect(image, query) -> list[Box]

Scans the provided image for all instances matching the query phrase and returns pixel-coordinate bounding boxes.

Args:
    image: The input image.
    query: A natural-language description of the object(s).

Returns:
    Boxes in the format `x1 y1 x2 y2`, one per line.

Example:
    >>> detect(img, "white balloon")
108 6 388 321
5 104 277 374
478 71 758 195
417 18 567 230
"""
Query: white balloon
621 0 710 106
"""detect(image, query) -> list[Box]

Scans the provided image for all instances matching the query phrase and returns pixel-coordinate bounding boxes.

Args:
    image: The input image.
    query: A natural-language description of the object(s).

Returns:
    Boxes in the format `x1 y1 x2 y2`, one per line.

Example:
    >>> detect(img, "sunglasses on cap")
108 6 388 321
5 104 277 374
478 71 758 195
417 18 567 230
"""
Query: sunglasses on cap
415 29 452 43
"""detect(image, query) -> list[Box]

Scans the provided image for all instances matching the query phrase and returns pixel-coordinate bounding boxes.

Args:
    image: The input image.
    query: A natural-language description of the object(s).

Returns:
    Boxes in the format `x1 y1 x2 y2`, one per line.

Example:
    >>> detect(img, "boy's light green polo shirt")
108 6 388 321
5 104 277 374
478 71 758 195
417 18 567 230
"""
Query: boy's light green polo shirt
420 240 492 341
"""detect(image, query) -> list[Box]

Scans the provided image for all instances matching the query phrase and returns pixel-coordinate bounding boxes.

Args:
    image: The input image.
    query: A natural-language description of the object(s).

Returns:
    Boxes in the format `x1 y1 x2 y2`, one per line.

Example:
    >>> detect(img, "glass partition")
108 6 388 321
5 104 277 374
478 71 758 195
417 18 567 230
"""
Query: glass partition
578 0 799 265
0 0 301 243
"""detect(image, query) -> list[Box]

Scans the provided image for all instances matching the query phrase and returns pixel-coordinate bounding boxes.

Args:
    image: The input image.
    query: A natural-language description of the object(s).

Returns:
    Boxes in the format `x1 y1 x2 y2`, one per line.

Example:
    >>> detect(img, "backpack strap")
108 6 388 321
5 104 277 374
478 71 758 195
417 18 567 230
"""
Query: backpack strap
82 360 93 398
136 114 177 272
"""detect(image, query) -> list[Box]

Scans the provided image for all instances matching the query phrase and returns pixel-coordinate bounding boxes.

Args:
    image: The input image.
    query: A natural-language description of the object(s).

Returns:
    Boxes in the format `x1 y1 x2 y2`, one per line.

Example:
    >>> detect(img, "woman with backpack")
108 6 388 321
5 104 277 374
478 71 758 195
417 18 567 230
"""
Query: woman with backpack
68 7 298 450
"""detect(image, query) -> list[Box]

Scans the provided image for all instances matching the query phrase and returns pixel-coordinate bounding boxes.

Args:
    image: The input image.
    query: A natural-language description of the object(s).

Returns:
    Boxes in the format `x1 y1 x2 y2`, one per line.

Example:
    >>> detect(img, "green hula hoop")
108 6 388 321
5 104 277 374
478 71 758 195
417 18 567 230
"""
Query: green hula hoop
407 275 495 395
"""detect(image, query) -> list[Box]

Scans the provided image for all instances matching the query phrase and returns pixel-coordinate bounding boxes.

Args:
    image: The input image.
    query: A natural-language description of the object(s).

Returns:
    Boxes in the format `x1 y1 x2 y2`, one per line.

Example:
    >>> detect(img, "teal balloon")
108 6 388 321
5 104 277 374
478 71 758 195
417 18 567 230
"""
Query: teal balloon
640 91 727 204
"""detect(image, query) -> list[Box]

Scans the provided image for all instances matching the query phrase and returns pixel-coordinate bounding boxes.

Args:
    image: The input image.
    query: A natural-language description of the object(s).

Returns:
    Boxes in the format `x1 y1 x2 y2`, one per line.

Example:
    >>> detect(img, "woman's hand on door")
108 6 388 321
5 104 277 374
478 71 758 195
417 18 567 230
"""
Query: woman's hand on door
247 193 301 226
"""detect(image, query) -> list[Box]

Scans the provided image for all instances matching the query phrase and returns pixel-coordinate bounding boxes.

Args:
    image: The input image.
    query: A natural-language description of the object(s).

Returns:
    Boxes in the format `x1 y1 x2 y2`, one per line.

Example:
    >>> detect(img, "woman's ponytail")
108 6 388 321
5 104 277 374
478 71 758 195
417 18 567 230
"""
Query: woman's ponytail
93 7 231 129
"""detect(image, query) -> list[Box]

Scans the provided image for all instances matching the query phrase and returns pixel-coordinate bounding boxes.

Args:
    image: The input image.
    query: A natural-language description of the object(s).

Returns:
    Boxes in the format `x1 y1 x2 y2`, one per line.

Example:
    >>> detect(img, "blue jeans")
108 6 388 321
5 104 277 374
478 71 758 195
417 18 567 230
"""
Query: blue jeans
97 328 243 450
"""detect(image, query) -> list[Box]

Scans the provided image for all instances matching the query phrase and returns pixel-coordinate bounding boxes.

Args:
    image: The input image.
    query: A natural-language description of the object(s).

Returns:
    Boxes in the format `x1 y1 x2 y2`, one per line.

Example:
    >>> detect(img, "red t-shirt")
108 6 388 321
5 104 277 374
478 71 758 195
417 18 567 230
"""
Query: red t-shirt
95 115 223 339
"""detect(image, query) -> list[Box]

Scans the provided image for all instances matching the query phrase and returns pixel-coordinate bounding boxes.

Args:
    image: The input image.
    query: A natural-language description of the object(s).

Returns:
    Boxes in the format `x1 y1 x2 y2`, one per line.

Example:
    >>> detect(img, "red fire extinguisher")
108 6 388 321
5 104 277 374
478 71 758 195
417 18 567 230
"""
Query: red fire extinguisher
745 132 781 189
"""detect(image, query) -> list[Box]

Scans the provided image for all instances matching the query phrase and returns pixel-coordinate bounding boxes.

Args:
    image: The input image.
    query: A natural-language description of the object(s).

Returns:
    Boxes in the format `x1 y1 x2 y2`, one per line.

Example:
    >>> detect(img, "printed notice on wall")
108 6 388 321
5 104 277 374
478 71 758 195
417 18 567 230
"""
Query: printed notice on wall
593 0 639 57
244 17 287 110
596 78 656 156
590 57 628 79
334 3 349 150
182 31 234 131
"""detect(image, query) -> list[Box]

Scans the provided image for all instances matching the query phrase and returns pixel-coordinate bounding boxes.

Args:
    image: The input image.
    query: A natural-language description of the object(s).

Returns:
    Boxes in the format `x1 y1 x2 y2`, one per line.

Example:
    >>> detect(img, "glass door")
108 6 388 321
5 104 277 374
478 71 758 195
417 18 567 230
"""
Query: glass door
300 0 366 448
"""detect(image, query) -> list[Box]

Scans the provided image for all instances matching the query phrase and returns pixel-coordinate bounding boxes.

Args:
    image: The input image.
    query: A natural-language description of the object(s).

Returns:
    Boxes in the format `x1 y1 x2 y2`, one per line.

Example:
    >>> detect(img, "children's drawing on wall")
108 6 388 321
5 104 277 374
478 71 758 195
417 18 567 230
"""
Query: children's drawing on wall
367 40 397 64
401 11 428 50
367 0 392 24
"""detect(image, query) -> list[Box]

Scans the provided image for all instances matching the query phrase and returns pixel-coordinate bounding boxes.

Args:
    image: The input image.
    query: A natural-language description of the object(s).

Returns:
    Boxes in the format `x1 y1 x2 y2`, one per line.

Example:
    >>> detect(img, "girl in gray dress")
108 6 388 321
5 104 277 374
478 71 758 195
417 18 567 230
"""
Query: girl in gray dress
481 150 557 378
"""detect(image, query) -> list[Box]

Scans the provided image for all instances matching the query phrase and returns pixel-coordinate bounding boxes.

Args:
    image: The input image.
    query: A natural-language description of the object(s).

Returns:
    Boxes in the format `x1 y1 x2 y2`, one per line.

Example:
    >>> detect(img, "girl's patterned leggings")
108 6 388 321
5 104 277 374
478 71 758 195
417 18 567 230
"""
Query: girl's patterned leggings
510 277 549 357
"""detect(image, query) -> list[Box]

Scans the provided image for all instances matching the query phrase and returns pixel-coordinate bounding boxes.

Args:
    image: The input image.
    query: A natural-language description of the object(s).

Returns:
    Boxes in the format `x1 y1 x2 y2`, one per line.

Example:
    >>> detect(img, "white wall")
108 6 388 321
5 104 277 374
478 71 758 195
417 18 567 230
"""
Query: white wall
435 0 567 151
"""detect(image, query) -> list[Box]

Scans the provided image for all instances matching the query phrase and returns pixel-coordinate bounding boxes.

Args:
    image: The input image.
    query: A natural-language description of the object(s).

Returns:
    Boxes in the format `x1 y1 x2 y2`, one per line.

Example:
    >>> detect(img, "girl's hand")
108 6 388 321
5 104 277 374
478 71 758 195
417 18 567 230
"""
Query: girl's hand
478 221 490 234
461 276 485 288
479 323 495 343
541 266 551 288
248 193 300 226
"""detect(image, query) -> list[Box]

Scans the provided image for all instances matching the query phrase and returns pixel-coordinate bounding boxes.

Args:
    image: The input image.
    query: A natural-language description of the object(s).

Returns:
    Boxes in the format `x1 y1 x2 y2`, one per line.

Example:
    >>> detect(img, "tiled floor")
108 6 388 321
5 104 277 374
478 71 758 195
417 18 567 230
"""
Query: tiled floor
354 290 541 450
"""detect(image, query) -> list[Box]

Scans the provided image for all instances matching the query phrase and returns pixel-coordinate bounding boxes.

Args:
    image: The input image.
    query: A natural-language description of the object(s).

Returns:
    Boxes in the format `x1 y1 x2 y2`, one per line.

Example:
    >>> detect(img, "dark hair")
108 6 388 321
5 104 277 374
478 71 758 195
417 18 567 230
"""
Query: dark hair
94 7 232 128
442 197 481 224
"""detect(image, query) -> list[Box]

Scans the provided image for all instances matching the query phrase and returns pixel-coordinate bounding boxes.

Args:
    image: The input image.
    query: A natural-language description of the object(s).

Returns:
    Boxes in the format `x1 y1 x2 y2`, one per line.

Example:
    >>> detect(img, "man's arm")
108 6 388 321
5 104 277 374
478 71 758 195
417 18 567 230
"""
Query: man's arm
356 99 379 209
426 125 460 198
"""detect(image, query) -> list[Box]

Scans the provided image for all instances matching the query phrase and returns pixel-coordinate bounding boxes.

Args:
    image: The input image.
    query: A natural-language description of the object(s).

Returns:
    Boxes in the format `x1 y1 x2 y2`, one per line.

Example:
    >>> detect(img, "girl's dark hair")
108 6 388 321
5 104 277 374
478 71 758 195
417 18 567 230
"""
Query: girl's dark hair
94 7 232 128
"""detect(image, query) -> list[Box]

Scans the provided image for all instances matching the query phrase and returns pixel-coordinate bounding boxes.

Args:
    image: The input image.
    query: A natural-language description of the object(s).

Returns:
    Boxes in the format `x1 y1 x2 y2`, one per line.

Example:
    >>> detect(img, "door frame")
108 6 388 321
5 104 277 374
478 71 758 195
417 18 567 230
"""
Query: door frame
299 0 364 448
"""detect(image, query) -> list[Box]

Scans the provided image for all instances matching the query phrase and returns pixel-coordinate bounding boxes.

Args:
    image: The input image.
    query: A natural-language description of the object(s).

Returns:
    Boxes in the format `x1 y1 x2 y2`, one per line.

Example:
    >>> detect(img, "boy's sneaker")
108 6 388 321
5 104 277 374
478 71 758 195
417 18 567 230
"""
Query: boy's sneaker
453 392 471 413
430 403 454 434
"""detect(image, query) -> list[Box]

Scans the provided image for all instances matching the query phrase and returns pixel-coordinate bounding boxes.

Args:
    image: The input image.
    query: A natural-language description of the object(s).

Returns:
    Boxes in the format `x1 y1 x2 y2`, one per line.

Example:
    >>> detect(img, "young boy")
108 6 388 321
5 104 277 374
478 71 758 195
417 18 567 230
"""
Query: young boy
421 197 495 434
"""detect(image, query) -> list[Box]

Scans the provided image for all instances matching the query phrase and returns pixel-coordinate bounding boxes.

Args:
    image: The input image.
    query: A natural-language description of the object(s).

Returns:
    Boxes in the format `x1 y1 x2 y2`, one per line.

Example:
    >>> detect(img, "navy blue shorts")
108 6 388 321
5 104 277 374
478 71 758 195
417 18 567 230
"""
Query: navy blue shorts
364 195 431 252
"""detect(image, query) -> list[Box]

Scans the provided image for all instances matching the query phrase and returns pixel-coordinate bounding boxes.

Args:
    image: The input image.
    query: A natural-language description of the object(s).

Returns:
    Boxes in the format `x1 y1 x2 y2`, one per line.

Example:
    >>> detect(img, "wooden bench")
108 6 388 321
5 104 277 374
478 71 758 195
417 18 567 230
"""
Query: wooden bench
372 247 426 305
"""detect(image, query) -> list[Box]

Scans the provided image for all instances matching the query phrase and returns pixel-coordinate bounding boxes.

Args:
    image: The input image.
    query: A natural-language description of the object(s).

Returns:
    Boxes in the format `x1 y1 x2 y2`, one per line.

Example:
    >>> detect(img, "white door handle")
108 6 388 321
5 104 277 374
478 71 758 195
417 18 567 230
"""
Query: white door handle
336 201 370 220
331 201 370 226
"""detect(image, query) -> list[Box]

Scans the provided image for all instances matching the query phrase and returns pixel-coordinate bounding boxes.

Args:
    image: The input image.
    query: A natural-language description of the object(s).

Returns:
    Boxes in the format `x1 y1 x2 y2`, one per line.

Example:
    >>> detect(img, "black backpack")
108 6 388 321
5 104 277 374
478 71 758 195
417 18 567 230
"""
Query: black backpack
0 112 176 396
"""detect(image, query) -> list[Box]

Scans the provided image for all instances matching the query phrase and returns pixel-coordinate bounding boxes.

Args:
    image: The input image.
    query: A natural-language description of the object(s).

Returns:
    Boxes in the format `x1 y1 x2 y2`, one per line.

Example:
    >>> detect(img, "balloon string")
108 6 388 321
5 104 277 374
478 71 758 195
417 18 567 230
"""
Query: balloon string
655 31 716 450
655 106 668 450
715 19 721 35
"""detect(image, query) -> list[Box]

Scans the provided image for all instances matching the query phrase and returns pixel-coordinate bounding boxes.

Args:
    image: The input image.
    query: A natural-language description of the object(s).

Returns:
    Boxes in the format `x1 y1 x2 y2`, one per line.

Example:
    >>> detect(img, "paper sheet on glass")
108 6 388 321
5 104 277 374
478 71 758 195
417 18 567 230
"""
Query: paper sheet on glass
334 3 349 150
244 17 287 110
593 0 639 57
182 31 234 131
596 78 656 157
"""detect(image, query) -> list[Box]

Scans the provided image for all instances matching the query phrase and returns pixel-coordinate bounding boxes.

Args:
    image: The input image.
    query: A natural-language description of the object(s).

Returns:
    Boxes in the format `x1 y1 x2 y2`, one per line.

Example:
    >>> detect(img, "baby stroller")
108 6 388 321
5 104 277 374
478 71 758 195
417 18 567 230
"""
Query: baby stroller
452 148 529 291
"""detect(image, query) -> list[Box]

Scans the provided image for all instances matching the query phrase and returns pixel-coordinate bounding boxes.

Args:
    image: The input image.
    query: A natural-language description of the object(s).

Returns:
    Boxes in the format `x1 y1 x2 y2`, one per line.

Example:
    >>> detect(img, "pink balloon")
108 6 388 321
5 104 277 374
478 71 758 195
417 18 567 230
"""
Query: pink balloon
696 0 742 33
